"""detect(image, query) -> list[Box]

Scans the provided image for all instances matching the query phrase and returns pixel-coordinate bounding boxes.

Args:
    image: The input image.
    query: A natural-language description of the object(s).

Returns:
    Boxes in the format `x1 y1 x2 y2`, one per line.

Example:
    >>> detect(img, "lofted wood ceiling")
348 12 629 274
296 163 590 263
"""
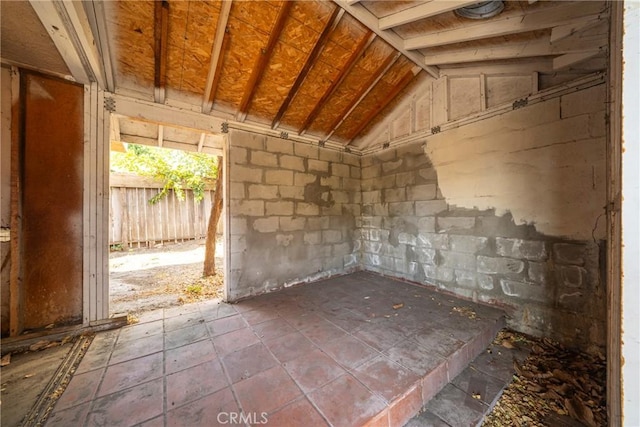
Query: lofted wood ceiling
1 0 610 150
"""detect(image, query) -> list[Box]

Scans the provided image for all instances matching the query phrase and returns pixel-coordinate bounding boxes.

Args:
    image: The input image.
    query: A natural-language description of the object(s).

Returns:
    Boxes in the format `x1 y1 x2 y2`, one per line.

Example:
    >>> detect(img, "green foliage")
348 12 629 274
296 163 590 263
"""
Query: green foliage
111 144 218 203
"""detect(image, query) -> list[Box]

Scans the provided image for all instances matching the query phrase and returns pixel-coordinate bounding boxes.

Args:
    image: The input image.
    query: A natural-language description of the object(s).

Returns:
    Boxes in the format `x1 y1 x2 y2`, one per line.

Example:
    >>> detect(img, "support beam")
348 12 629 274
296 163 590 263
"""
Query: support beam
299 31 375 134
202 0 233 113
271 7 344 130
157 125 164 147
84 0 116 91
29 0 108 87
197 133 206 152
379 1 479 30
332 0 439 78
552 50 601 70
550 15 604 43
154 1 170 104
347 66 420 141
236 1 292 122
405 1 605 50
424 36 608 66
325 51 401 141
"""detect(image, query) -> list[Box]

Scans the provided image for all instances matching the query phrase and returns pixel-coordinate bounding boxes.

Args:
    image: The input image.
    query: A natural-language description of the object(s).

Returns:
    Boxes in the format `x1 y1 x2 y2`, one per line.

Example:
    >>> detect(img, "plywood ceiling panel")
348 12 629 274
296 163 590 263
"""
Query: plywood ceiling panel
166 0 221 95
247 1 334 121
0 1 70 76
307 38 395 136
333 58 415 140
108 1 156 89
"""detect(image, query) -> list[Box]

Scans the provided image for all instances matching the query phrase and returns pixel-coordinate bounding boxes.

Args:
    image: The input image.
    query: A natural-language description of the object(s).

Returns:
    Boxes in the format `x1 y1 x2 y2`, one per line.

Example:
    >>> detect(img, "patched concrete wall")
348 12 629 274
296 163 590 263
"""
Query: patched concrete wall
227 130 361 300
359 85 607 350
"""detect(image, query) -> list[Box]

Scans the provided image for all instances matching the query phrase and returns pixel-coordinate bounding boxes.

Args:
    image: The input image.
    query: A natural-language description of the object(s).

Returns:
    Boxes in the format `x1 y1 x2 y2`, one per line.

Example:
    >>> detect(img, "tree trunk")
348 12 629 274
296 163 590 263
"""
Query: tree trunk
203 157 223 277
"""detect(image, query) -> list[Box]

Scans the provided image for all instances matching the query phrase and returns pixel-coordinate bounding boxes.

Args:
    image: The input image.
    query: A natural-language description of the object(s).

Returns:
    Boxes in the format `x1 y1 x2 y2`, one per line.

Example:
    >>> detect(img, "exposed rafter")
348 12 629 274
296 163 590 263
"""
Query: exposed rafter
272 7 344 130
153 0 170 104
424 36 608 66
332 0 439 79
236 1 292 122
405 2 605 50
550 15 604 43
197 133 206 152
347 66 421 142
379 1 479 30
299 31 376 135
553 50 602 70
202 0 233 113
84 0 116 92
325 51 402 141
29 0 108 87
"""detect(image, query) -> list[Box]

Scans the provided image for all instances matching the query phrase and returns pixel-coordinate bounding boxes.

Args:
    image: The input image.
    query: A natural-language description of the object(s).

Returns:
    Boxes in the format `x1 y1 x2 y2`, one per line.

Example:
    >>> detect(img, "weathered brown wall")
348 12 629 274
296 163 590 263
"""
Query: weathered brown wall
21 73 83 329
1 67 12 336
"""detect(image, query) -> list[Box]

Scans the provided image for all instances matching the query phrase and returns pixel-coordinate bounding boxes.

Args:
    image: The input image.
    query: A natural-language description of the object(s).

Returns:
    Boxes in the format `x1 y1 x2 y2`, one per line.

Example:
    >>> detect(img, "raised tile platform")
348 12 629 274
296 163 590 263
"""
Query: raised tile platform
46 272 505 427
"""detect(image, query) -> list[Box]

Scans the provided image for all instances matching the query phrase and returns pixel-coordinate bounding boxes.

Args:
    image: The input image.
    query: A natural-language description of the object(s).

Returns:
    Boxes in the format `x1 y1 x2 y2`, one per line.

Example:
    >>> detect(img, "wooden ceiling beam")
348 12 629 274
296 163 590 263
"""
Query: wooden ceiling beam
325 51 402 141
347 66 420 142
550 15 604 43
84 0 116 91
379 1 479 30
332 0 439 79
236 1 292 122
29 0 108 87
271 7 344 130
405 1 606 50
424 36 608 66
299 31 376 135
553 50 601 70
202 0 233 113
158 125 164 147
197 133 206 152
154 0 170 104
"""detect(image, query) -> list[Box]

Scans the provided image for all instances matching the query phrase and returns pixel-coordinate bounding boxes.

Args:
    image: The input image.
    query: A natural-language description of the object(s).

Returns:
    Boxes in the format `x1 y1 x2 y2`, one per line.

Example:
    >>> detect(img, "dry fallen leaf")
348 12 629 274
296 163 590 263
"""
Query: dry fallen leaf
24 374 34 379
29 340 49 351
392 303 404 310
0 353 11 367
501 339 515 349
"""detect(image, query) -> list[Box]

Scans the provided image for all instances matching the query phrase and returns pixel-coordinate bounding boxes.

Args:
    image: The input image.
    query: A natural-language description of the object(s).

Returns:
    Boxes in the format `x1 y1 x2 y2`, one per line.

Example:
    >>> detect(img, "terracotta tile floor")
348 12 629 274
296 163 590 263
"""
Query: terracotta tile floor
46 272 504 427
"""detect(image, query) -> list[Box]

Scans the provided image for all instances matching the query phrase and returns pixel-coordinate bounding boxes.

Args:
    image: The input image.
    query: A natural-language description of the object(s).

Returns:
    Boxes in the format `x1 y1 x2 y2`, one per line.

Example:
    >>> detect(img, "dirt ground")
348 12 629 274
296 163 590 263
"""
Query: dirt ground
109 238 224 317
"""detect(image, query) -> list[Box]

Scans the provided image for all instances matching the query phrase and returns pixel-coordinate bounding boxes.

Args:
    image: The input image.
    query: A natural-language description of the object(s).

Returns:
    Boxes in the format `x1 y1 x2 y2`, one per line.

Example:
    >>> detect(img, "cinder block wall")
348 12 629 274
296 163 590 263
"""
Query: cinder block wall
227 130 361 300
359 84 607 351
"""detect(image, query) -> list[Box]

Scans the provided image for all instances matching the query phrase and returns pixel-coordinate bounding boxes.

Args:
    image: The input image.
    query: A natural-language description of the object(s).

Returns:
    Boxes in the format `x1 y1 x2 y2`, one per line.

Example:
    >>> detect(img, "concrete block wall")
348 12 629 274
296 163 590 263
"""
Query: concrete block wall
227 130 361 300
359 84 607 351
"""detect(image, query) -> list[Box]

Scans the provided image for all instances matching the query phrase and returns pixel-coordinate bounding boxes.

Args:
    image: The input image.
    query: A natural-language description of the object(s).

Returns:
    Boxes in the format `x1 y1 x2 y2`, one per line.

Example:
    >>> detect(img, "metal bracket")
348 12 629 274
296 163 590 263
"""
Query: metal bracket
221 122 229 133
104 97 116 112
318 140 325 147
344 147 351 153
512 98 528 110
280 131 289 140
382 142 390 149
430 126 441 134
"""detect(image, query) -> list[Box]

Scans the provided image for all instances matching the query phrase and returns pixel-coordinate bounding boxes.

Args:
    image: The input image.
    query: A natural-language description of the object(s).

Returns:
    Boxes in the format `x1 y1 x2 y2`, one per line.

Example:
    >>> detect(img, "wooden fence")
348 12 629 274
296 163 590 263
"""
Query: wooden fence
109 174 218 248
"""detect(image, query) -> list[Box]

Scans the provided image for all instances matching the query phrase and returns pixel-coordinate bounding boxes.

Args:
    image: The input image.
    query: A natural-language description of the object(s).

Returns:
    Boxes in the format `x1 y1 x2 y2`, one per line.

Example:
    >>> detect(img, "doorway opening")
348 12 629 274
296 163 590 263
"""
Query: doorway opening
108 116 226 318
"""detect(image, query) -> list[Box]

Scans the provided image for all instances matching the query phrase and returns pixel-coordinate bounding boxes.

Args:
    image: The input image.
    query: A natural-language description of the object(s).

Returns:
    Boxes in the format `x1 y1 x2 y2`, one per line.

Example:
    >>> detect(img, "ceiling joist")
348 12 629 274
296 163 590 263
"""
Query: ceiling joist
405 1 606 50
424 36 608 66
553 50 601 70
550 15 604 43
272 6 345 130
236 1 293 122
153 0 169 104
299 31 376 135
83 0 116 92
326 51 402 141
29 0 107 87
202 0 233 113
379 1 479 30
332 0 439 79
